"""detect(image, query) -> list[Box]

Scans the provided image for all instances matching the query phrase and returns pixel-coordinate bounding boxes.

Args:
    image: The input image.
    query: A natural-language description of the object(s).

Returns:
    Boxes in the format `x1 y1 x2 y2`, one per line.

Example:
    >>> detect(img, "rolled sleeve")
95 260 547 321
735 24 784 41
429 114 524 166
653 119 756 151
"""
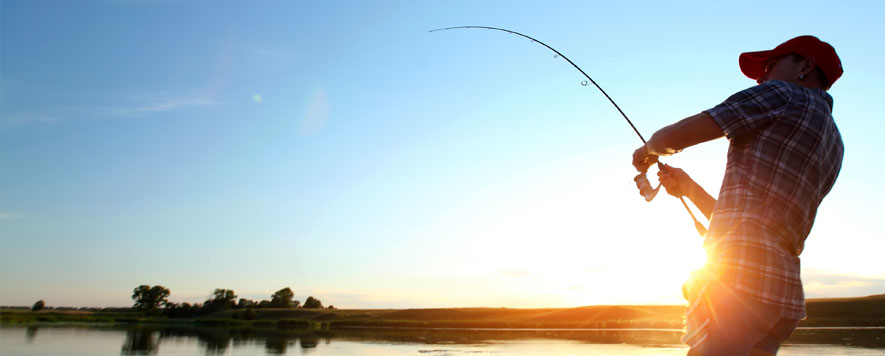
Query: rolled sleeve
705 81 793 139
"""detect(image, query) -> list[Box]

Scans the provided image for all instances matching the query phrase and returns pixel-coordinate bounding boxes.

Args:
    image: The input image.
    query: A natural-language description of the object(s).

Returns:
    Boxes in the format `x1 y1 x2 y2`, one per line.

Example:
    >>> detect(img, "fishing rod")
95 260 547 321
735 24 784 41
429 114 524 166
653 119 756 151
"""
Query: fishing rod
429 25 707 236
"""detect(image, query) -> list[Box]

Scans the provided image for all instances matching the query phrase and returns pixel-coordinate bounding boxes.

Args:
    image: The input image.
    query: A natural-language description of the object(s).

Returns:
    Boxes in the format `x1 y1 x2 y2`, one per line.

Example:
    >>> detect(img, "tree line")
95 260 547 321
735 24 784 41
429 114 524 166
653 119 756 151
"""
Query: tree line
131 285 332 318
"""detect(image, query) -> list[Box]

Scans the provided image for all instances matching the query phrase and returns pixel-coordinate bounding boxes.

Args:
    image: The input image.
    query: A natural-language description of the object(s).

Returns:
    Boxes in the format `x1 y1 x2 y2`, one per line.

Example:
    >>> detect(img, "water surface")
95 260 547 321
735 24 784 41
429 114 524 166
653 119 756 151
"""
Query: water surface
2 325 883 355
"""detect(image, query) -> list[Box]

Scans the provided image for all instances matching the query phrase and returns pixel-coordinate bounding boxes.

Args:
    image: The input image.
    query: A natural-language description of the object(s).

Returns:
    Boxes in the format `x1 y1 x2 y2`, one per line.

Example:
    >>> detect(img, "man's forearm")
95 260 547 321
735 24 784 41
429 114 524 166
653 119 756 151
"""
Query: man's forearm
646 112 725 156
643 112 722 218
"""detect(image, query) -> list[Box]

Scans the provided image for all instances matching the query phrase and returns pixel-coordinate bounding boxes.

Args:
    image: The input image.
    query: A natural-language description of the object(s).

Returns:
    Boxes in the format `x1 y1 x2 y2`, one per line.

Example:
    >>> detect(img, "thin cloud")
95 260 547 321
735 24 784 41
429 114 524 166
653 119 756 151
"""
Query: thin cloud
803 270 885 298
499 269 532 278
0 114 62 127
298 289 419 309
97 95 213 118
95 0 201 4
2 94 214 127
0 212 26 219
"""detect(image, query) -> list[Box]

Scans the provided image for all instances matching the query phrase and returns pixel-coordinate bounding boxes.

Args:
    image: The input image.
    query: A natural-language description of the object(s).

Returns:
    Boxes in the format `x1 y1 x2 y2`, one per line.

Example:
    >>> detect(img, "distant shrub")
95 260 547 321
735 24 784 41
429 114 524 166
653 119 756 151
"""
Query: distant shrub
31 300 45 312
303 297 323 309
270 288 296 308
132 285 170 314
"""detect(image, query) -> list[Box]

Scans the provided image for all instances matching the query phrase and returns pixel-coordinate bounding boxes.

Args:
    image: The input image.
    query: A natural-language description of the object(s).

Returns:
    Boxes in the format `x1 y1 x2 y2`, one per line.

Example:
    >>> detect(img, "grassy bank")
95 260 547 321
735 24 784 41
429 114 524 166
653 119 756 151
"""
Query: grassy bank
2 294 883 329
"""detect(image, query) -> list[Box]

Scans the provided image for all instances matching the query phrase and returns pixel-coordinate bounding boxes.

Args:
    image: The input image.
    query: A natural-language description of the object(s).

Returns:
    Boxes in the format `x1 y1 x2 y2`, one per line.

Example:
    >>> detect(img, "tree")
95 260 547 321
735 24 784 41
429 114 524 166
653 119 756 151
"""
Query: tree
203 288 237 312
302 296 323 309
237 298 256 309
31 300 45 311
270 287 295 308
163 302 198 318
132 285 171 313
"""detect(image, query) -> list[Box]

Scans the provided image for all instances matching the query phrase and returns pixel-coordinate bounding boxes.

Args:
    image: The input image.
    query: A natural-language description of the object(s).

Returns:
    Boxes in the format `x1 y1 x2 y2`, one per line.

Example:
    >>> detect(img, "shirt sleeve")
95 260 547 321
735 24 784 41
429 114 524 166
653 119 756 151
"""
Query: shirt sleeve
704 81 793 139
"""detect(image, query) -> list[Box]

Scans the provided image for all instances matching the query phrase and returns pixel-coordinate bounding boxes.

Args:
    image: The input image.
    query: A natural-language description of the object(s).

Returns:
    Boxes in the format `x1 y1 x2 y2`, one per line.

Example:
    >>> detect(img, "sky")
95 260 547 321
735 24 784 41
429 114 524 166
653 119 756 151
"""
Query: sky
1 0 883 309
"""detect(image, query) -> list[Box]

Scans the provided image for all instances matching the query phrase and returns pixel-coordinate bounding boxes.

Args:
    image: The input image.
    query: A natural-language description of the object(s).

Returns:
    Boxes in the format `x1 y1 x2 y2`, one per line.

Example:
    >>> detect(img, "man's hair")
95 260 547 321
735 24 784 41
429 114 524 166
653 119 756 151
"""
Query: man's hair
789 54 831 89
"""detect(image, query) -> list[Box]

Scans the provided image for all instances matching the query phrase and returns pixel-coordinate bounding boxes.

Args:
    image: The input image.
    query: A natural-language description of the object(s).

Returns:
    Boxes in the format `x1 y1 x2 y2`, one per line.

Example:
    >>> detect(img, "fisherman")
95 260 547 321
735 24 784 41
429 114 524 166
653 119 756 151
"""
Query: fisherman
632 36 844 356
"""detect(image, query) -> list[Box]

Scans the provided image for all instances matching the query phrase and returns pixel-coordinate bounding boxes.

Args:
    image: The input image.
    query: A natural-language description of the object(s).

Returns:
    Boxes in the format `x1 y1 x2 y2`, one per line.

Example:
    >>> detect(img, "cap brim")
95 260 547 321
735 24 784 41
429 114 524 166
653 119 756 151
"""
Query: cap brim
739 49 779 80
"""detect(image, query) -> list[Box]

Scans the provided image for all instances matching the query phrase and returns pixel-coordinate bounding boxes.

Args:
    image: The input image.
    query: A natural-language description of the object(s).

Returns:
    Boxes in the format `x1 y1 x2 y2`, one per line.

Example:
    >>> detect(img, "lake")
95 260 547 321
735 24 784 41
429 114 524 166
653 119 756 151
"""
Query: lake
1 325 883 355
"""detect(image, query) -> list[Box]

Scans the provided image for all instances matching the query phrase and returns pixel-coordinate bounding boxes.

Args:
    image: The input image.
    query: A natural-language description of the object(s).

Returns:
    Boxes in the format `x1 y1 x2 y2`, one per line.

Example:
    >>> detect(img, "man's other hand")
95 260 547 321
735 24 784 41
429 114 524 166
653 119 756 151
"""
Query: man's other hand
658 164 692 197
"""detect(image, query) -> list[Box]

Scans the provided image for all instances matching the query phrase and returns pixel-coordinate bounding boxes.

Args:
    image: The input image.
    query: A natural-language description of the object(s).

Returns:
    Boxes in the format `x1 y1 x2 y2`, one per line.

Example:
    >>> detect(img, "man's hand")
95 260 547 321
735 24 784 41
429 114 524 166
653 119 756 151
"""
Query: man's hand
657 164 692 198
657 164 715 220
632 144 658 172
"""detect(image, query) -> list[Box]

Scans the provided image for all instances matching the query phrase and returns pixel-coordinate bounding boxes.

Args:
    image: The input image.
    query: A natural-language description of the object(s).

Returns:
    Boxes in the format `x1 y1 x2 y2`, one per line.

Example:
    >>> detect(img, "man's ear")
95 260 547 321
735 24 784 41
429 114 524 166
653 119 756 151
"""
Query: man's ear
801 57 817 77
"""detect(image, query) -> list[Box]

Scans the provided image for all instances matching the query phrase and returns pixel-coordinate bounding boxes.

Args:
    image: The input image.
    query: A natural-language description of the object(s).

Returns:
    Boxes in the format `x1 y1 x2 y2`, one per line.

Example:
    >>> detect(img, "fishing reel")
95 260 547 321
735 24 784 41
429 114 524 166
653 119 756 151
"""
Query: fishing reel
633 171 661 202
634 164 708 236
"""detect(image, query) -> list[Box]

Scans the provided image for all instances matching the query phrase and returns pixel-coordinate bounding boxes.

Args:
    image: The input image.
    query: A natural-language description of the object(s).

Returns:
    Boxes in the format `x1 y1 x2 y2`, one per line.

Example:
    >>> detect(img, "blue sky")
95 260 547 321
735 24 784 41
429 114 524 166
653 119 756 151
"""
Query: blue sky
2 0 883 308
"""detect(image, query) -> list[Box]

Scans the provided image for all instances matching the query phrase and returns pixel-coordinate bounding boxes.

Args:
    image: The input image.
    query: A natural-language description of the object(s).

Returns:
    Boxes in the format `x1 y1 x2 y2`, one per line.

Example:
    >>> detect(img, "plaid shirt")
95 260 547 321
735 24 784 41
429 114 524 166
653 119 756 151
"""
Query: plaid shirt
702 80 843 320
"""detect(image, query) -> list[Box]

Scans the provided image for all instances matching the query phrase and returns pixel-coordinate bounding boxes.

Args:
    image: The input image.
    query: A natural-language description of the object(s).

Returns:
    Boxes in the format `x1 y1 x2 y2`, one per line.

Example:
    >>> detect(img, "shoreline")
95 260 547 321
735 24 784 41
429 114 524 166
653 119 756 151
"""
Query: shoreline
2 293 882 329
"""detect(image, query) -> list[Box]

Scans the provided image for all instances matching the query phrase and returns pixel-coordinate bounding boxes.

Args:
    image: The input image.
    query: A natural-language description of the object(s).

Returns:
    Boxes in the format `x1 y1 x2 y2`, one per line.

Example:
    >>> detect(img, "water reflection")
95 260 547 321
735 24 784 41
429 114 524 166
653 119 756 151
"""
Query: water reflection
24 325 39 343
121 327 158 355
264 334 292 354
107 325 885 355
299 336 321 350
3 324 883 355
264 334 325 354
116 325 334 355
193 327 232 354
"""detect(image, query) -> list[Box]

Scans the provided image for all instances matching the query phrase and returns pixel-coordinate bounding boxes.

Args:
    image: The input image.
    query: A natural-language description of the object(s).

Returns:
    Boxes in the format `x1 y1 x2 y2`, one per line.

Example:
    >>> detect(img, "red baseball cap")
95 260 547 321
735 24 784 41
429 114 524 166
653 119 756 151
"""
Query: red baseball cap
739 35 843 88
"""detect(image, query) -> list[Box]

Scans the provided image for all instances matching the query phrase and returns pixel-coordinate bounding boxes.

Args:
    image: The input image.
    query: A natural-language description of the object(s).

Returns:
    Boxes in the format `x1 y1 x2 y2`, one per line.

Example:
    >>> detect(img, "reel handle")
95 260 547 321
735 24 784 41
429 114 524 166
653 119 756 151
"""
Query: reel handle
634 172 661 202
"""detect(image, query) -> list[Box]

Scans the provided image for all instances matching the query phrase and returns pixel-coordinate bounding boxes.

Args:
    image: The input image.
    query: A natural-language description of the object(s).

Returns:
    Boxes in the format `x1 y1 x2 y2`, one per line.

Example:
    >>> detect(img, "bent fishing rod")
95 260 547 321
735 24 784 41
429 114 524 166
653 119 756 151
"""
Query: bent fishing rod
430 25 707 236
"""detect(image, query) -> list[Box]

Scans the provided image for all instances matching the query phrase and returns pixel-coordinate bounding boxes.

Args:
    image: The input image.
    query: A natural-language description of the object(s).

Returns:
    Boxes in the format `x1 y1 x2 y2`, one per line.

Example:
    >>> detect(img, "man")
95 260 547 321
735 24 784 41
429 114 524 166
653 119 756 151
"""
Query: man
632 36 844 356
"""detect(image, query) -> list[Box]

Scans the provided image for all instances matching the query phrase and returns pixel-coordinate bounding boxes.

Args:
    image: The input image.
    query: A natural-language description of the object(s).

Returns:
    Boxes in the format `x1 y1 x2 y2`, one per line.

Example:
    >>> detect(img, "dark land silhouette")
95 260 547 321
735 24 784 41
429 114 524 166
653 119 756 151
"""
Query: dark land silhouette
3 294 883 329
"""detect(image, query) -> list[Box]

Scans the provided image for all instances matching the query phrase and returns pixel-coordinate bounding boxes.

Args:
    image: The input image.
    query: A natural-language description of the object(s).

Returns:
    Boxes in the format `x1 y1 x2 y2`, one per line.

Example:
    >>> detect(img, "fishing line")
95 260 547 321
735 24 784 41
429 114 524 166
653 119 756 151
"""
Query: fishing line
430 26 647 144
430 25 708 236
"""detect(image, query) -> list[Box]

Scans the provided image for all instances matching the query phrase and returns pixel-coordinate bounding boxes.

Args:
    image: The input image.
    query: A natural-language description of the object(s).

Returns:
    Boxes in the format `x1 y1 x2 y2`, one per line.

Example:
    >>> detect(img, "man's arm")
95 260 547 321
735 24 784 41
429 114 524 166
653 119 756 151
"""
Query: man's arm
646 112 725 156
632 112 725 172
658 165 716 220
631 112 724 219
